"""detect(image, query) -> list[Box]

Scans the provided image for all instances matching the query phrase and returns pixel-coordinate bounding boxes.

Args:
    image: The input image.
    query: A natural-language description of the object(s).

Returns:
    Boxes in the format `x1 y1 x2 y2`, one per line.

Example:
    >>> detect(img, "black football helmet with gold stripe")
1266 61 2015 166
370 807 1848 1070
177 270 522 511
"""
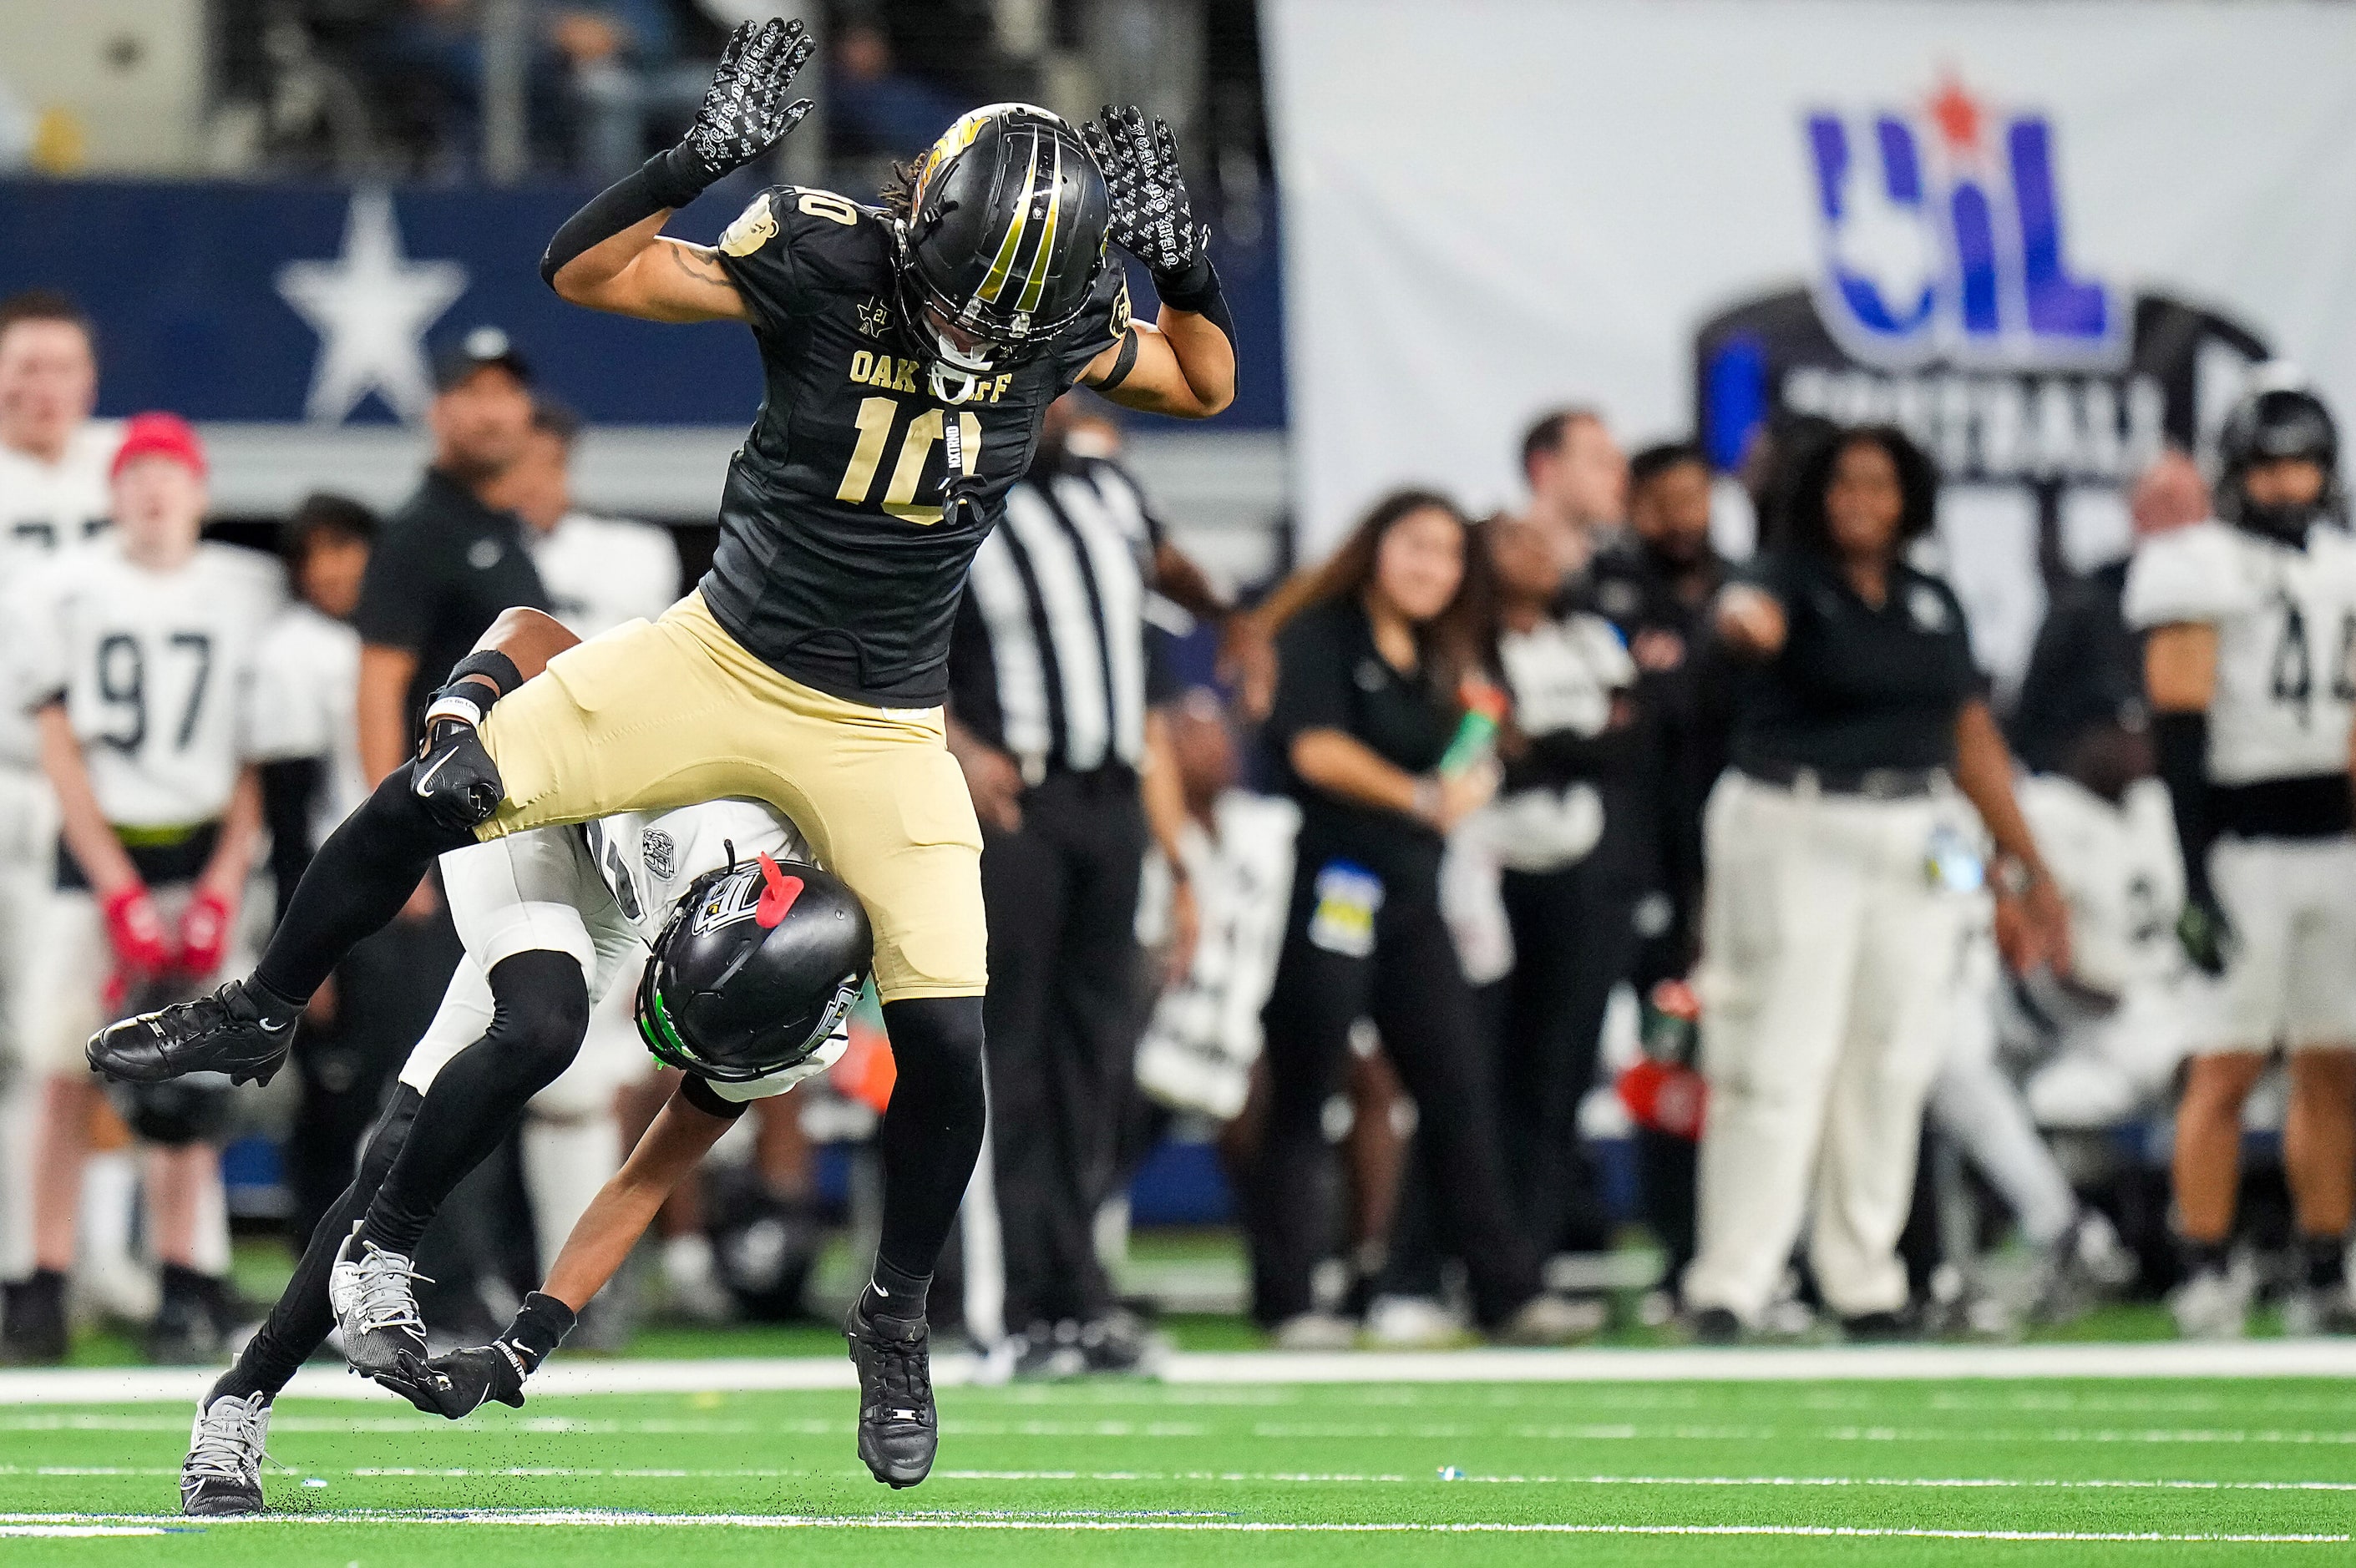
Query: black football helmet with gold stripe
895 104 1112 398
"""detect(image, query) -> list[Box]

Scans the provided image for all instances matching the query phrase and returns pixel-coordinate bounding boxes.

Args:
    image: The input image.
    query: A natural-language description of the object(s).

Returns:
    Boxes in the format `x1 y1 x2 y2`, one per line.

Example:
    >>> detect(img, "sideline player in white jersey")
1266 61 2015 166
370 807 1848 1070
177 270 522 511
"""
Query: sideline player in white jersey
2008 728 2190 1132
485 397 689 1313
181 649 858 1513
6 414 279 1363
0 291 119 1333
2126 371 2356 1338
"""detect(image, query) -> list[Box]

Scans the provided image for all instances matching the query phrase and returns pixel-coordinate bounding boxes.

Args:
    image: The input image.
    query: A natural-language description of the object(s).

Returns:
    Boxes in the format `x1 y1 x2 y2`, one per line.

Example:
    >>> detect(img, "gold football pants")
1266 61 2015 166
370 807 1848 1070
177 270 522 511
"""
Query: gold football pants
475 591 986 1000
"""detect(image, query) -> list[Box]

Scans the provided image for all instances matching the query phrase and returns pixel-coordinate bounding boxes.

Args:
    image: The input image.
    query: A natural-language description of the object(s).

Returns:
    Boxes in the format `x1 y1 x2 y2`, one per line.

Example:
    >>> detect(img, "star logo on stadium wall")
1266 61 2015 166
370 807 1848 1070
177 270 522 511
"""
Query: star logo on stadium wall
276 190 469 424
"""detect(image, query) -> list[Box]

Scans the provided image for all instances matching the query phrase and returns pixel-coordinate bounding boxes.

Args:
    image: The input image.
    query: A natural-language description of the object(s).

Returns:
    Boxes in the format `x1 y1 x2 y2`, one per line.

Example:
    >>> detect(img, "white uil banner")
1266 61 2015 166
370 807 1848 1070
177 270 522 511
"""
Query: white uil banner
1265 0 2356 683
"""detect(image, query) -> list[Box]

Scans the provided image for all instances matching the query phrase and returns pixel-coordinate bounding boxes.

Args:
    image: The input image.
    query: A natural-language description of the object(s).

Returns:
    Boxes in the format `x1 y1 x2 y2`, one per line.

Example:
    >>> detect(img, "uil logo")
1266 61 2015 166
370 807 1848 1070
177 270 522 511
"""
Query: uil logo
855 297 891 339
1804 74 2123 371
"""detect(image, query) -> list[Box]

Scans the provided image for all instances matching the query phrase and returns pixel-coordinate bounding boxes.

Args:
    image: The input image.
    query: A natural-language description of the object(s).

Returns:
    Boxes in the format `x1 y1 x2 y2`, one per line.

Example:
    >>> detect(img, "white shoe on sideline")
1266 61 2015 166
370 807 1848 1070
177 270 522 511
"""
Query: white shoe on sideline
1364 1295 1464 1348
1269 1312 1358 1351
2169 1257 2255 1340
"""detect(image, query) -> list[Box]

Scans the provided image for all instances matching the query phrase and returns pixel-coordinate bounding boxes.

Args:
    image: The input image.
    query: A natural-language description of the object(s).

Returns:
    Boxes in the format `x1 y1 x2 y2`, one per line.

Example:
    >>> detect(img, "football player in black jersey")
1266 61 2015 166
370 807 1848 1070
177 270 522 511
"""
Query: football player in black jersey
90 17 1234 1490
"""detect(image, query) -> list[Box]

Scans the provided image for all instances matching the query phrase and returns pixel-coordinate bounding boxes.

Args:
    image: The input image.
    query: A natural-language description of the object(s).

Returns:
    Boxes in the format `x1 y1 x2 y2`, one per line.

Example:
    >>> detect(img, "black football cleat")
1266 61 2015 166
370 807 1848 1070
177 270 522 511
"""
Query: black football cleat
87 979 296 1087
180 1388 271 1516
846 1302 937 1488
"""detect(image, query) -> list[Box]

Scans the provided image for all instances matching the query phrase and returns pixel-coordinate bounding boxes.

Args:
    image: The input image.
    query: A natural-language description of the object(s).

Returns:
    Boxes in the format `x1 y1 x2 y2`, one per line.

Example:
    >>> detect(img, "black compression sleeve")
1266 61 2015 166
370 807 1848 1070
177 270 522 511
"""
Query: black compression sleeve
258 758 321 927
1154 258 1234 352
2152 711 2216 903
540 154 702 288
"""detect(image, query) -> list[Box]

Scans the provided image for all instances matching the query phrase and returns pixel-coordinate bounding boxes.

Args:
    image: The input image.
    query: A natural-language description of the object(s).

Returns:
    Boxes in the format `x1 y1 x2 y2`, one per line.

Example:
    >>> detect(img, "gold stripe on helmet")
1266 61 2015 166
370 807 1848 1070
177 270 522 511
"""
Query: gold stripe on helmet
975 127 1041 306
1014 134 1065 318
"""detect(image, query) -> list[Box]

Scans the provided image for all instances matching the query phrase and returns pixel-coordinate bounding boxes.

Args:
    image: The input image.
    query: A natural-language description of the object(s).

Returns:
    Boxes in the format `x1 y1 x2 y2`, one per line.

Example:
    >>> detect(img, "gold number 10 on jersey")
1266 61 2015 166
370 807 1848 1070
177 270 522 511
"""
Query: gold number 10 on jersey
836 397 982 525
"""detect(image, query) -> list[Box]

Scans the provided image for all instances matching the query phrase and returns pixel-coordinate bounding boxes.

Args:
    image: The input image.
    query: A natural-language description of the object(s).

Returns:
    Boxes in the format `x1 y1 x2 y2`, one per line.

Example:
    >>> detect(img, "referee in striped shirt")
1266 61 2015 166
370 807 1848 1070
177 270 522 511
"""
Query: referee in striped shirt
946 397 1229 1371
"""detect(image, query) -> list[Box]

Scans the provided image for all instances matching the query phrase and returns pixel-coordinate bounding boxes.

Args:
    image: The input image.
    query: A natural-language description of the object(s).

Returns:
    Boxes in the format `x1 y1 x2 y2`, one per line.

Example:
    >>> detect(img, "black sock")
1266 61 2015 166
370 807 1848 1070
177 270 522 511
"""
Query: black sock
220 1088 421 1402
868 996 987 1312
859 1254 935 1323
2303 1234 2348 1291
253 761 473 1004
2177 1237 2232 1278
358 951 588 1257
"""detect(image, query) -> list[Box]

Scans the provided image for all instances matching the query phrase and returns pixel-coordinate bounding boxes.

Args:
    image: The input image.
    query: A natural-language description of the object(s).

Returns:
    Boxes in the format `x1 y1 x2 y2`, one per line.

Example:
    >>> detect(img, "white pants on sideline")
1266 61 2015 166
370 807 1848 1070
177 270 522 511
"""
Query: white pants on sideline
1683 771 1976 1322
2182 834 2356 1055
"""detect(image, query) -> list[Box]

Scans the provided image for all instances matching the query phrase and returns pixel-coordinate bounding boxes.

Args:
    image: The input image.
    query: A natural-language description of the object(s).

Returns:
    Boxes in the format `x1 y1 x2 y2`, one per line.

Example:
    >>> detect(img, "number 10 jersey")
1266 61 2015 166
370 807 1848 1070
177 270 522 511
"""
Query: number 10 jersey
2125 517 2356 787
706 184 1129 709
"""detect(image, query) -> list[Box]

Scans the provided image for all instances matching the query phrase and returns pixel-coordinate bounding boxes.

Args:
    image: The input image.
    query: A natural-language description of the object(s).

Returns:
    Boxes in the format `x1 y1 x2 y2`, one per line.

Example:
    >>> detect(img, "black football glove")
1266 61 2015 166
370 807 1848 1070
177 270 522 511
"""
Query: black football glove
1081 106 1208 288
412 717 504 832
377 1344 525 1420
2176 891 2236 978
666 18 816 195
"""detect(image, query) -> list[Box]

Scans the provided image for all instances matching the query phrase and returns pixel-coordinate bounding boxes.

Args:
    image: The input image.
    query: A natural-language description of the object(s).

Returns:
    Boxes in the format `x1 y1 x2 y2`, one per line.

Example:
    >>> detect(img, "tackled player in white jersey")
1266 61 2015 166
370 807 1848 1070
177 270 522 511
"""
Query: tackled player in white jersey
184 618 863 1515
2125 368 2356 1338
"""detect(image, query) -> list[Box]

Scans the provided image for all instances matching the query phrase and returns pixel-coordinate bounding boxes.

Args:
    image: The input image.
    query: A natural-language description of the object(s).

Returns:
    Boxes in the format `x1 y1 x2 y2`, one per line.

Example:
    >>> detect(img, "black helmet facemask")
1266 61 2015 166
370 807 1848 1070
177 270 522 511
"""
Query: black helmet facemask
2217 373 2344 546
893 104 1112 405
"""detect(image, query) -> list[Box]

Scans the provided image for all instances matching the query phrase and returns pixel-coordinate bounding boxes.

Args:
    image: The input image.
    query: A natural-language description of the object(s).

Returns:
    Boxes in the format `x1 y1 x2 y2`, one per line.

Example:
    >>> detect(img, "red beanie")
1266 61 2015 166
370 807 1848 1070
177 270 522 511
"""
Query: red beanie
112 412 207 481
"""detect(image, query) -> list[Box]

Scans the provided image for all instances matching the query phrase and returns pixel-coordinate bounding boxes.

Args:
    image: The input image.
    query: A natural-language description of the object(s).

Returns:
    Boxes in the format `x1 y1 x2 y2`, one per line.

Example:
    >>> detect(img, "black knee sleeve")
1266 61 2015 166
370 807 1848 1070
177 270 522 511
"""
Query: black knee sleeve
256 761 479 1003
872 995 989 1282
360 951 591 1257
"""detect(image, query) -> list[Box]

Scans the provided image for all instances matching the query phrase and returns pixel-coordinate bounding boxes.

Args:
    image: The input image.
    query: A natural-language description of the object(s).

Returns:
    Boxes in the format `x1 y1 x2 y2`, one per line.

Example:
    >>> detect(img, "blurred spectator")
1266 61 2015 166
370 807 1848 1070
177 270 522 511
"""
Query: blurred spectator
830 20 962 160
1250 489 1599 1348
10 416 280 1363
1479 509 1641 1256
2009 448 2209 774
1133 689 1298 1126
1515 408 1627 574
1684 425 2066 1343
1591 441 1731 973
250 493 388 1257
497 399 682 635
564 0 730 177
945 396 1230 1373
0 291 114 1323
353 328 548 787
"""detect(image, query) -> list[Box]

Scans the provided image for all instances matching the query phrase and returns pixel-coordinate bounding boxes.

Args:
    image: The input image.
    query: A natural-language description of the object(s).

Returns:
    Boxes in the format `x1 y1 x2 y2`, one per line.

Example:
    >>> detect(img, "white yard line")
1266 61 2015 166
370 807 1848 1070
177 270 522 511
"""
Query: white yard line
0 1510 2343 1543
6 1339 2356 1406
18 1464 2356 1493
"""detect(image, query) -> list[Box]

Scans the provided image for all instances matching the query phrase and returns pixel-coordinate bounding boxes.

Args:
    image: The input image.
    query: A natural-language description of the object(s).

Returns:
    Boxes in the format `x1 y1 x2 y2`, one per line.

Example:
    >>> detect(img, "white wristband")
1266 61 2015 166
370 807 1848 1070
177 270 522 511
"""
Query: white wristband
423 695 485 730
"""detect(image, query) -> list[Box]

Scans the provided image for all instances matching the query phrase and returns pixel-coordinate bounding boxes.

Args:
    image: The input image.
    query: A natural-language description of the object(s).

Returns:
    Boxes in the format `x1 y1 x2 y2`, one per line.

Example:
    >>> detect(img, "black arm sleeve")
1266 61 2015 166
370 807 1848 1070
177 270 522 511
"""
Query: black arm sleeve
540 155 701 288
259 757 322 928
2152 710 2216 904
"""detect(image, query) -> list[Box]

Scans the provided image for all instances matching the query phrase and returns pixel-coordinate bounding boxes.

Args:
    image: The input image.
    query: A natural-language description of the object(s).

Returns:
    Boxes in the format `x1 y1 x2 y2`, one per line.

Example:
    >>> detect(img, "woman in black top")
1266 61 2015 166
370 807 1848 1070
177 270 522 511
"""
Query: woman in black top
1681 426 2070 1338
1254 490 1588 1346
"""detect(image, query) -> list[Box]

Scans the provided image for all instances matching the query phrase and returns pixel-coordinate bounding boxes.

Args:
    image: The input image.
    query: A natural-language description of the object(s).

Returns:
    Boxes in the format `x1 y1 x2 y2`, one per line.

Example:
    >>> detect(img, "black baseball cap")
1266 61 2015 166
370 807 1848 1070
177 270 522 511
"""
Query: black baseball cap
433 326 532 392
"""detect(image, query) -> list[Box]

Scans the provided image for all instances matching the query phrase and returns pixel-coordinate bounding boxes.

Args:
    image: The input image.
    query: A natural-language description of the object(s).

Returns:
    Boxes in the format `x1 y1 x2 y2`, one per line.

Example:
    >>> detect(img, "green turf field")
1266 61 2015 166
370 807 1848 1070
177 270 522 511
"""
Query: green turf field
5 1375 2353 1565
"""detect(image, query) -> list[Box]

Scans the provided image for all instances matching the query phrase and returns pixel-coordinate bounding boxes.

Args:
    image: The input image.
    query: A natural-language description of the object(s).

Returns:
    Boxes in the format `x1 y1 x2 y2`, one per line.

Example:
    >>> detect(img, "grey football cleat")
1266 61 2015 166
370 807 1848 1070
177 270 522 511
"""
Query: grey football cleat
327 1224 432 1377
180 1390 271 1516
846 1302 937 1488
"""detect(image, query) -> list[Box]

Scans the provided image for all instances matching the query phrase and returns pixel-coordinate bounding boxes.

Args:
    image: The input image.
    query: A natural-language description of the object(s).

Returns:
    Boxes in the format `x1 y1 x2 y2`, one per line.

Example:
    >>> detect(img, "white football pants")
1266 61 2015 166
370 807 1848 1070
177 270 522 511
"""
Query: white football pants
1684 772 1976 1321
